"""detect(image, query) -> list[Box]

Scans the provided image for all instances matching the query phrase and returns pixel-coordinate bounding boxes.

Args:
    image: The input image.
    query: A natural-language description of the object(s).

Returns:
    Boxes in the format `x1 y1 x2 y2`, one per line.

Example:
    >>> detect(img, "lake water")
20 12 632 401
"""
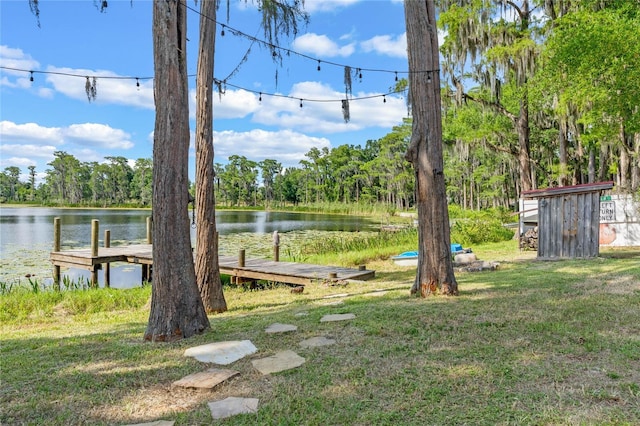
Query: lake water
0 207 377 288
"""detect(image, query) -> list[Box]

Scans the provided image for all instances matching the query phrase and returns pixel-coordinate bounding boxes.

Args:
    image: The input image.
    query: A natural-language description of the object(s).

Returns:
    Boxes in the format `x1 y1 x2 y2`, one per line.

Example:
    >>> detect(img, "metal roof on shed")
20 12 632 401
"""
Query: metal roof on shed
521 181 614 199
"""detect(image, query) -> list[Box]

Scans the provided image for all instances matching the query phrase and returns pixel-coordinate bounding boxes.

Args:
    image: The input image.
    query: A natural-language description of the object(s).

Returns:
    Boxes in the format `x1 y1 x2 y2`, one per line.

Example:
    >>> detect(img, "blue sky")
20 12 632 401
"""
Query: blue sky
0 0 411 184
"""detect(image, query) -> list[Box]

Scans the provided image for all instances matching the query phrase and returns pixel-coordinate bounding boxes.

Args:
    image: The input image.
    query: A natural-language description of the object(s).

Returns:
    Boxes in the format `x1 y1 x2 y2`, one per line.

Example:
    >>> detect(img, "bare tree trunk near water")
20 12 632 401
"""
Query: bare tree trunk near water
195 0 227 313
404 0 458 296
145 0 210 341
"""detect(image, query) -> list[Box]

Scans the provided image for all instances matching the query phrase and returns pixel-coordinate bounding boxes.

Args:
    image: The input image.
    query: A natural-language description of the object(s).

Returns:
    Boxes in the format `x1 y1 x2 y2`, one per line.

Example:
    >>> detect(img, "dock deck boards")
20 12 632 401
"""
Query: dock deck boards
50 244 374 286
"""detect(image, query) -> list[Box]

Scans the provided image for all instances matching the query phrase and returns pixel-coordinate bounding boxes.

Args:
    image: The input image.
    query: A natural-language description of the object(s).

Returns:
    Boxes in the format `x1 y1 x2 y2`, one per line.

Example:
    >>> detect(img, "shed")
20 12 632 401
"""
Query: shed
521 182 614 259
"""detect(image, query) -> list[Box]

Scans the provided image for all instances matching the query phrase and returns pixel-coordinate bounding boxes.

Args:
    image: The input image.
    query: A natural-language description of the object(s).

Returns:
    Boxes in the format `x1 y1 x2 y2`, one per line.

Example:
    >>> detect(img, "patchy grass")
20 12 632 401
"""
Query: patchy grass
1 243 639 425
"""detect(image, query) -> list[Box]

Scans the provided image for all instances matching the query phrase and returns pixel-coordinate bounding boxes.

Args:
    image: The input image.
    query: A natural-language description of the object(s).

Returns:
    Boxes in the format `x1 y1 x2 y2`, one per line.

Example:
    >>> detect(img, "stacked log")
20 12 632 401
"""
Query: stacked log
520 226 538 250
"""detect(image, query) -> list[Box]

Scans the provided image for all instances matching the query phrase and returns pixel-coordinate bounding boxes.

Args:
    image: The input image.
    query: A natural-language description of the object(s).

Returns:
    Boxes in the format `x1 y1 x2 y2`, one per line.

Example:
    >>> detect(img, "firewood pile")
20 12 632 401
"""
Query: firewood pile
520 226 538 250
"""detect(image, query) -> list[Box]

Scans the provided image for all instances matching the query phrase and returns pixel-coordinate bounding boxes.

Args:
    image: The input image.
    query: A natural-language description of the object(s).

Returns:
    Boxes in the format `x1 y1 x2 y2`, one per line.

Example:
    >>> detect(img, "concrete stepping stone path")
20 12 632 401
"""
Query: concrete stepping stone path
208 397 259 420
252 350 305 375
299 336 336 348
184 340 257 365
172 368 239 389
265 323 297 333
320 313 356 322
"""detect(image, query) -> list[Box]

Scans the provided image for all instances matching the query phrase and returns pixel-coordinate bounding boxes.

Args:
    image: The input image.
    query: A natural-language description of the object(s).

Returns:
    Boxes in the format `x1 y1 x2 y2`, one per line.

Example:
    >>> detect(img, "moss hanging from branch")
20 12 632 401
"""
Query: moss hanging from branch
342 66 352 122
85 77 97 102
341 99 350 123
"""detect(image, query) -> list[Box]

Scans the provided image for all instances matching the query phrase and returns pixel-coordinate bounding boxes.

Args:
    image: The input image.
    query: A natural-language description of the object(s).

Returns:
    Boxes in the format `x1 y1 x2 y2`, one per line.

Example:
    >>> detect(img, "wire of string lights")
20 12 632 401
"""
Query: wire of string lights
0 65 408 105
0 2 442 109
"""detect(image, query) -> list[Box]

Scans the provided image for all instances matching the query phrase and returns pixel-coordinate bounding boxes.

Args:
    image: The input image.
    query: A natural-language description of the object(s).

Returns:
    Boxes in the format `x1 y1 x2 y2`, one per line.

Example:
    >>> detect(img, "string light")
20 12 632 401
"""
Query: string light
1 66 409 107
220 24 225 37
136 77 140 88
383 95 386 103
30 71 34 82
317 60 321 71
180 1 437 80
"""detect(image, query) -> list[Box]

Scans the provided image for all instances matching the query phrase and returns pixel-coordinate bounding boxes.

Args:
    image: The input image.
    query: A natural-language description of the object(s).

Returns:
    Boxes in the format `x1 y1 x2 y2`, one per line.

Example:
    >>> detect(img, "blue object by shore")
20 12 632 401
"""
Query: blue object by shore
391 243 470 264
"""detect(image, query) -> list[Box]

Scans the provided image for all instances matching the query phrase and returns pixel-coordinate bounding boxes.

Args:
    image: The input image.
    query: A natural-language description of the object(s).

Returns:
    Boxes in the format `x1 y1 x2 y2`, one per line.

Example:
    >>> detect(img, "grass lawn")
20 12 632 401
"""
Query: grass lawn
1 241 639 425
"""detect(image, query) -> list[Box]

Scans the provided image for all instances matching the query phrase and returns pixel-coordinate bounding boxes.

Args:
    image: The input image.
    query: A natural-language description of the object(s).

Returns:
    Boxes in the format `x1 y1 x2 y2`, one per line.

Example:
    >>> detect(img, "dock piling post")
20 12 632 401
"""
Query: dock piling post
238 249 245 267
90 219 99 287
143 216 152 283
53 217 61 291
104 230 110 288
272 230 280 262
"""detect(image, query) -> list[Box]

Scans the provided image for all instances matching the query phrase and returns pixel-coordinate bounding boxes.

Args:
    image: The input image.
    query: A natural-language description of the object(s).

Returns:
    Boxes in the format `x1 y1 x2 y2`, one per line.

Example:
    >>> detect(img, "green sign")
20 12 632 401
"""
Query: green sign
601 195 612 201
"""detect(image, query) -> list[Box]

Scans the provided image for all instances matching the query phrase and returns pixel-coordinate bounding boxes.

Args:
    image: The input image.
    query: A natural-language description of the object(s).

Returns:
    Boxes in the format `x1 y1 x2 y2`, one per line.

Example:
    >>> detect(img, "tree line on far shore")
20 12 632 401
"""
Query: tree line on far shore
2 114 638 211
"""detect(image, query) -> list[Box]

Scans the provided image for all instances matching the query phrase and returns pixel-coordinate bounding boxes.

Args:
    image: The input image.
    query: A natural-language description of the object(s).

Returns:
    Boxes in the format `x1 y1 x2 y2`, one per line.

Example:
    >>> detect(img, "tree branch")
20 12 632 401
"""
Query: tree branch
462 91 518 122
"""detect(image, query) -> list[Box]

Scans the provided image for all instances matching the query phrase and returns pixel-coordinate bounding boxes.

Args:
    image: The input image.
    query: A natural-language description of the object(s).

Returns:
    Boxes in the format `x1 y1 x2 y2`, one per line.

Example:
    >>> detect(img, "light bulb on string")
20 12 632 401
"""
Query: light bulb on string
259 92 262 102
221 25 225 37
427 71 432 83
383 95 386 103
136 77 140 88
299 99 303 108
29 71 34 82
317 60 321 71
358 68 362 81
395 71 398 82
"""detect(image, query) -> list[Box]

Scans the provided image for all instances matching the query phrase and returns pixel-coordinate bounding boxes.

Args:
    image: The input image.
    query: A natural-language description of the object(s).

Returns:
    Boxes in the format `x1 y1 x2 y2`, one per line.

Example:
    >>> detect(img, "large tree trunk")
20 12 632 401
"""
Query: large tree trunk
405 0 458 297
195 0 227 313
632 133 640 193
145 0 210 342
558 119 568 186
516 97 534 191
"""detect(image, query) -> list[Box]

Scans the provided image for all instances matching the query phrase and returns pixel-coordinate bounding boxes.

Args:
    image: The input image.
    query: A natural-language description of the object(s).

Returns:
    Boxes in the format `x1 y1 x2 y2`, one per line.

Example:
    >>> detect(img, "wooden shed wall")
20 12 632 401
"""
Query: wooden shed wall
537 191 601 259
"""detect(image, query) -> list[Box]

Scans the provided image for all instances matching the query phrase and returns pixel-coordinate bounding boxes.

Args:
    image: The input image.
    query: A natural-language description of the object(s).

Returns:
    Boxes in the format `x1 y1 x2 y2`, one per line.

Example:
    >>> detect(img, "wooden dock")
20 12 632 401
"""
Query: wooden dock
50 244 375 287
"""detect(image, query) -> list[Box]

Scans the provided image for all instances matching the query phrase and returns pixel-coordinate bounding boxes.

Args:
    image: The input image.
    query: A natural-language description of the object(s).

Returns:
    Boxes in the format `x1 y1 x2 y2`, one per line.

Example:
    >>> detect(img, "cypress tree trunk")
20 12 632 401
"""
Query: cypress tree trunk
404 0 458 296
195 0 227 313
145 0 210 341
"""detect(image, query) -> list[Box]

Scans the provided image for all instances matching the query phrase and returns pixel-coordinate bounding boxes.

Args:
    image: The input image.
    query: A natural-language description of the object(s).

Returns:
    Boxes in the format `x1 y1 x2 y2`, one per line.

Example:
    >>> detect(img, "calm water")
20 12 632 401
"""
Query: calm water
0 207 376 288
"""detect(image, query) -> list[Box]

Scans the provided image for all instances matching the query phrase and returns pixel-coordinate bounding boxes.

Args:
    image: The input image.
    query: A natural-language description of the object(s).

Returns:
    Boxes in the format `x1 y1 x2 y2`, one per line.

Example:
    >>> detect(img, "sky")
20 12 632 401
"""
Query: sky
0 0 412 184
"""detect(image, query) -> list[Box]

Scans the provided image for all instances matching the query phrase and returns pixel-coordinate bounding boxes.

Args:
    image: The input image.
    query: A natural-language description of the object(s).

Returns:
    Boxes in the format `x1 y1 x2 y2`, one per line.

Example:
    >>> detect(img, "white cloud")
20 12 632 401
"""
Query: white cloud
251 81 406 133
189 87 260 120
45 66 154 109
0 121 135 171
0 121 64 144
212 128 330 167
360 33 407 58
303 0 361 13
64 123 134 149
0 45 40 73
292 33 355 57
0 144 57 161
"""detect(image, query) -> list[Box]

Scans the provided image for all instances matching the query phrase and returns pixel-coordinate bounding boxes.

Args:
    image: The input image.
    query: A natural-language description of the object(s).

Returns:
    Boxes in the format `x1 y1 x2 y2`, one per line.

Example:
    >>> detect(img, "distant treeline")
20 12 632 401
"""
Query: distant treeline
1 117 637 210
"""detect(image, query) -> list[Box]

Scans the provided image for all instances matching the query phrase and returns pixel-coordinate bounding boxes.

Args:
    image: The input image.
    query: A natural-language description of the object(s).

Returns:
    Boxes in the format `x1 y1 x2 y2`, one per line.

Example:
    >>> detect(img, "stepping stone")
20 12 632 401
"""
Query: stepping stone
265 323 297 333
172 368 239 389
184 340 257 365
365 290 387 297
123 421 174 426
299 336 336 348
252 350 305 375
320 313 356 322
294 311 309 317
208 397 259 420
320 300 344 306
323 293 350 299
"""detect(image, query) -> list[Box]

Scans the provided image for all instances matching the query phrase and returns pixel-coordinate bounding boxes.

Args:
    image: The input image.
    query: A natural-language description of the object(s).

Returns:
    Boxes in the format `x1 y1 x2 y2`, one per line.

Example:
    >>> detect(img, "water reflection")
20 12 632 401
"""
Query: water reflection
0 207 376 288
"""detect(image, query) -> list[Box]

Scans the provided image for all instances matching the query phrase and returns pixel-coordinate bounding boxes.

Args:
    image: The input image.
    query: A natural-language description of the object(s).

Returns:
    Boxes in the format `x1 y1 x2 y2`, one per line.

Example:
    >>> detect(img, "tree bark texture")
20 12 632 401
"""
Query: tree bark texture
195 0 227 313
404 0 458 296
145 0 210 341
